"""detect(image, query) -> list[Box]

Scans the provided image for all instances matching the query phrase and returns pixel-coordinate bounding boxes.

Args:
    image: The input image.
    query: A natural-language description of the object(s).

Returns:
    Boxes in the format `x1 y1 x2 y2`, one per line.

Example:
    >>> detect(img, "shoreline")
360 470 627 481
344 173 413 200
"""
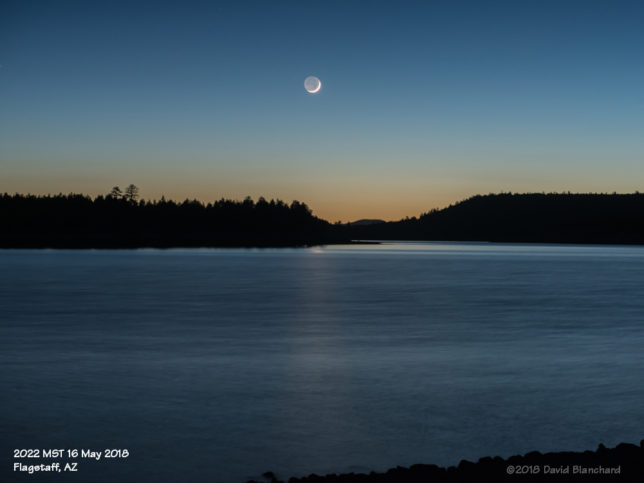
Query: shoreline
4 239 644 250
250 441 644 482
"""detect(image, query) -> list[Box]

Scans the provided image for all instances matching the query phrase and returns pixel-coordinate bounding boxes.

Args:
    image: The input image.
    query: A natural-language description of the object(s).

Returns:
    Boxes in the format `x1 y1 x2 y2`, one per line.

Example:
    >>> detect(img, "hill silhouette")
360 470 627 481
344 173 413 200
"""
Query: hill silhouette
341 192 644 244
346 219 386 226
2 191 644 248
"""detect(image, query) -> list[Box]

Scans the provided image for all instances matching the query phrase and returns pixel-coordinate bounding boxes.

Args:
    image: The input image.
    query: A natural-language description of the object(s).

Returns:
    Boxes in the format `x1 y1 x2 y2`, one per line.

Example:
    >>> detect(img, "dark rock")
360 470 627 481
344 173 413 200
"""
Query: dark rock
253 439 644 483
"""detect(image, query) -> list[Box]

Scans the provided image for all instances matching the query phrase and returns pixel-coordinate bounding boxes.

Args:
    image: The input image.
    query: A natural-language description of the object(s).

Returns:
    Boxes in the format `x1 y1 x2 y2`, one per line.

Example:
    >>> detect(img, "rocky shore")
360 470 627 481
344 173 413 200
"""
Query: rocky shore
250 441 644 482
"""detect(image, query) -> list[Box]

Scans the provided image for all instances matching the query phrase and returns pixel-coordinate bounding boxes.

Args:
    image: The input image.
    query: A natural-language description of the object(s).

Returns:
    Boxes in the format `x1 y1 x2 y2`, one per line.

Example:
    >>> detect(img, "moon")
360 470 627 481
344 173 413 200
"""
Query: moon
304 76 321 94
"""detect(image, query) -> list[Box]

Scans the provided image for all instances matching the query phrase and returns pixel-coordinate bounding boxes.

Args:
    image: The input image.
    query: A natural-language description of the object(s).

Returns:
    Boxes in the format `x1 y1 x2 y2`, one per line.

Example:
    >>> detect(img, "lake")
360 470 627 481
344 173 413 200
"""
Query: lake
1 243 644 482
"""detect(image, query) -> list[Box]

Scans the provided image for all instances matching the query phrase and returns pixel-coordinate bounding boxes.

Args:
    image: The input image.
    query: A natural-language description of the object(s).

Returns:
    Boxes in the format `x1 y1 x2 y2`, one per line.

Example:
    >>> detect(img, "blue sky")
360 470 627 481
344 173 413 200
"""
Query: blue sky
1 0 643 220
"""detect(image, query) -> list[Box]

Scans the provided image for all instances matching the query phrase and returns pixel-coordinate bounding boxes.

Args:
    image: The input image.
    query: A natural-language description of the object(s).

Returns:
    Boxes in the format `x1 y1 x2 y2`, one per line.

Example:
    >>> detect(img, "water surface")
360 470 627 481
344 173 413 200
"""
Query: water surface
1 243 643 482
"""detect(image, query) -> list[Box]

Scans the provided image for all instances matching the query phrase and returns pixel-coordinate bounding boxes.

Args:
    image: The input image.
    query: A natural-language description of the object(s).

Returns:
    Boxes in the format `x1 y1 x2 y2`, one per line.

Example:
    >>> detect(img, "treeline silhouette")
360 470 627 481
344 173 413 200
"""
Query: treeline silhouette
2 191 644 248
0 189 345 248
341 192 644 244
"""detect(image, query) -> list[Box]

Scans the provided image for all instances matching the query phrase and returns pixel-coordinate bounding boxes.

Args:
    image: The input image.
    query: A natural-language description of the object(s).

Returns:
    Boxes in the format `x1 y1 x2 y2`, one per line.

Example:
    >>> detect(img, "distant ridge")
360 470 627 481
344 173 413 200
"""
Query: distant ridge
345 219 386 226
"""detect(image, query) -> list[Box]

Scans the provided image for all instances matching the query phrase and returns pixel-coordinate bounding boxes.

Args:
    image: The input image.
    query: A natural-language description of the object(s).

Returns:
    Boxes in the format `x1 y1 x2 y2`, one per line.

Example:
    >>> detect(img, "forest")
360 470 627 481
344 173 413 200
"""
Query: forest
1 189 644 247
0 186 343 248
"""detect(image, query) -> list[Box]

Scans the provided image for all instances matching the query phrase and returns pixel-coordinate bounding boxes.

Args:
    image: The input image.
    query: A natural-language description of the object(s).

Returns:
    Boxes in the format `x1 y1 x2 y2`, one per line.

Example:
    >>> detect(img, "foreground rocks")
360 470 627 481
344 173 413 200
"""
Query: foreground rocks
250 440 644 482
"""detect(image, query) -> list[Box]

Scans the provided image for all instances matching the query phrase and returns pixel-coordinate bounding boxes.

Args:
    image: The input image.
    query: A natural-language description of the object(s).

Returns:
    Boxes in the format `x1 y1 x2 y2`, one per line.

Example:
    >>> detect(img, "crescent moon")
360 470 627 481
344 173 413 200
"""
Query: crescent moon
304 76 322 94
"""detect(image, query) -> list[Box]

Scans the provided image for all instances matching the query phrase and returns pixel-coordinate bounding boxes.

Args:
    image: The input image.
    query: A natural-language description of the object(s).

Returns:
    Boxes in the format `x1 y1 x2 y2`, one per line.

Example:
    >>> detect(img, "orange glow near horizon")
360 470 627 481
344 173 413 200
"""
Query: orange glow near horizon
2 160 643 223
0 175 458 222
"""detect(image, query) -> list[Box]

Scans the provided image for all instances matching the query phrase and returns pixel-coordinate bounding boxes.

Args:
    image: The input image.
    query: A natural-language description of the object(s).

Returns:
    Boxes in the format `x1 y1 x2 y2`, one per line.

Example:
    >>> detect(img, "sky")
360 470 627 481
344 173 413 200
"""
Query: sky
1 0 643 221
